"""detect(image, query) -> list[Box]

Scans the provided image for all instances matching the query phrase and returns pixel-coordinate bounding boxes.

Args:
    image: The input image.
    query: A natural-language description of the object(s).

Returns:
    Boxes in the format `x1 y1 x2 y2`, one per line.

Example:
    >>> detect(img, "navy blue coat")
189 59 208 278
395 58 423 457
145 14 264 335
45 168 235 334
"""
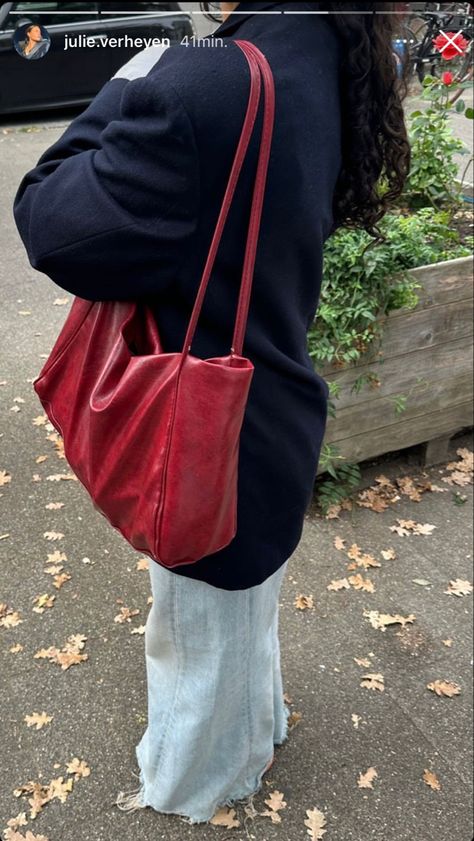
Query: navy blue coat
13 1 342 590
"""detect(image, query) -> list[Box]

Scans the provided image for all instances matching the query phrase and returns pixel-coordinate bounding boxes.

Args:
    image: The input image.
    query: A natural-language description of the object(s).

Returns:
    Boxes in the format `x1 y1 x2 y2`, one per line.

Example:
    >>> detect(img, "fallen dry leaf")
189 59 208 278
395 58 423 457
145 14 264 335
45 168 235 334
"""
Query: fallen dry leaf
32 594 56 614
24 712 53 731
53 573 71 590
294 594 314 610
66 758 91 780
34 634 88 670
327 578 350 591
444 579 473 597
351 713 362 728
136 558 149 571
390 518 436 537
32 415 48 426
0 603 23 629
348 573 375 593
10 643 24 654
5 811 28 830
423 769 441 790
304 806 327 839
209 806 240 827
353 657 371 668
114 606 140 624
4 830 50 841
0 469 12 486
43 531 64 542
334 536 346 550
288 710 303 728
358 766 378 789
47 550 67 564
360 672 385 692
426 679 461 697
45 502 65 510
363 609 416 631
381 548 396 560
260 789 287 823
130 625 146 635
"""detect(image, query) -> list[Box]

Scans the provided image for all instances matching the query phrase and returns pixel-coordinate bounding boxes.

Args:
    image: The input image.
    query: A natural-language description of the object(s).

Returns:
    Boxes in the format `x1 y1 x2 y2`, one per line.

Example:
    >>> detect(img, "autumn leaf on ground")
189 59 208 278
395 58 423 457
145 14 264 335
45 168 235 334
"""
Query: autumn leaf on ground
353 656 371 668
288 711 303 728
114 607 140 624
0 603 23 629
0 469 12 486
10 643 24 654
351 713 362 728
136 558 149 571
357 767 378 789
43 531 64 542
304 806 327 839
32 594 56 614
35 455 48 464
427 679 461 697
209 806 240 827
444 579 473 597
45 502 65 510
53 573 71 590
390 518 436 537
47 550 67 564
347 543 362 560
24 712 53 731
34 634 88 670
348 573 375 592
5 811 27 830
334 536 346 550
260 790 287 823
4 830 50 841
442 639 453 647
53 297 69 306
360 672 385 692
66 758 91 780
442 448 473 486
423 769 441 790
363 609 416 631
45 473 76 482
327 578 350 591
294 594 314 610
347 552 381 571
381 548 396 560
13 776 74 819
130 625 146 635
32 415 47 426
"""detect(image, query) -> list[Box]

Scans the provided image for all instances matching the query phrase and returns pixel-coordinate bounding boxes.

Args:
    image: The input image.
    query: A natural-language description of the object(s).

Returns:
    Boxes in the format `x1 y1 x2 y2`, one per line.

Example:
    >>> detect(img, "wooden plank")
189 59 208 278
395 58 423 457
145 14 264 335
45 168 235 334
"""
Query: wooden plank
321 337 472 409
389 255 473 312
320 297 473 376
317 401 473 472
325 371 472 443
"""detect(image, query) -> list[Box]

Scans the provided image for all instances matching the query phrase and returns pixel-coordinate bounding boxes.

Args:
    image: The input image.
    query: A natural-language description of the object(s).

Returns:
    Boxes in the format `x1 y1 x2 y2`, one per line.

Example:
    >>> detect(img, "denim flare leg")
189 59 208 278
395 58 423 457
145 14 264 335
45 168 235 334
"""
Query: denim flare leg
116 556 290 824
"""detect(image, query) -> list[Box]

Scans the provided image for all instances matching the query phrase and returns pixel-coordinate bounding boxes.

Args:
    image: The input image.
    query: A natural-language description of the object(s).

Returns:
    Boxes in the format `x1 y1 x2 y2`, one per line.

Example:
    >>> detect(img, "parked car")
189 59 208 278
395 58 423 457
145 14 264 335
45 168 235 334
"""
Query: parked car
0 2 195 115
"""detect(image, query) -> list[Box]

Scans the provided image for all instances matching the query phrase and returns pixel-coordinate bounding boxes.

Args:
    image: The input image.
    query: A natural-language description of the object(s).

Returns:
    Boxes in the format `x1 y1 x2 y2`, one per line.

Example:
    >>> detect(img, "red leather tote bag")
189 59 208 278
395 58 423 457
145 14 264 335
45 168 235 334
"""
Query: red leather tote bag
33 40 275 569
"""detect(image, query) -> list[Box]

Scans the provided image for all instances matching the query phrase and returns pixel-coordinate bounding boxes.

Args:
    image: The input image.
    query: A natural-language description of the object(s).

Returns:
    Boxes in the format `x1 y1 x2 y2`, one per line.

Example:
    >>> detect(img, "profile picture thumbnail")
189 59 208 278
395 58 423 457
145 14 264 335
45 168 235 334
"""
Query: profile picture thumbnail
14 22 51 60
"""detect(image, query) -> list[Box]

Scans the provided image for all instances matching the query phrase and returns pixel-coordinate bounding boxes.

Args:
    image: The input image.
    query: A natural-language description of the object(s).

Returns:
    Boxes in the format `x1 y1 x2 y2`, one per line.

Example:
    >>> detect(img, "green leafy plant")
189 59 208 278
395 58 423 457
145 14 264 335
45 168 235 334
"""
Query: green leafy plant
401 74 471 210
308 207 470 370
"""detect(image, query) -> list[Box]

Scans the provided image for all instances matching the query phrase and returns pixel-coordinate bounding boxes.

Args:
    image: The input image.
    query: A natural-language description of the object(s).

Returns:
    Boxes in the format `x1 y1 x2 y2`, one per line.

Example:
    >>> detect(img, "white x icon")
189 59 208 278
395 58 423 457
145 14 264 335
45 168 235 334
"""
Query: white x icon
437 29 466 56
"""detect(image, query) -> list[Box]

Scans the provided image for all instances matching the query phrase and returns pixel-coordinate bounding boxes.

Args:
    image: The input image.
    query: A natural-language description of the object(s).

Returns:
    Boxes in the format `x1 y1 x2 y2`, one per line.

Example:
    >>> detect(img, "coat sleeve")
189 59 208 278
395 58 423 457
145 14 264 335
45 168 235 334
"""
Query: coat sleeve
12 71 200 301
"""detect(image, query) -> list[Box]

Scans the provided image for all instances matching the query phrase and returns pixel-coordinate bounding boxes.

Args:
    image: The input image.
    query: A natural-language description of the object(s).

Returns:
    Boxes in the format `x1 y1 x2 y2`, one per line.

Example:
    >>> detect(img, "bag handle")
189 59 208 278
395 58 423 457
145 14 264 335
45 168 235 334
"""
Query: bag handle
181 40 275 359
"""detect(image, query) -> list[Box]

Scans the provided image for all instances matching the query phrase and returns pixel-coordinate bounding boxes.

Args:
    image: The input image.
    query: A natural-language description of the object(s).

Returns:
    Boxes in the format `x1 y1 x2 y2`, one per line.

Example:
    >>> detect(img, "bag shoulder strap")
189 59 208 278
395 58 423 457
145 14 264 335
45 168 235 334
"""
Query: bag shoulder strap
181 39 276 359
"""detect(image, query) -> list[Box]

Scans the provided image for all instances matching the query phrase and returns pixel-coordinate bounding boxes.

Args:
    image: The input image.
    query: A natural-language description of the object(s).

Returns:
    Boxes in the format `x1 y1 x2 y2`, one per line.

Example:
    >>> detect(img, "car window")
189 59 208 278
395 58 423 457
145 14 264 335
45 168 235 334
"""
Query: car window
98 2 180 17
1 2 98 31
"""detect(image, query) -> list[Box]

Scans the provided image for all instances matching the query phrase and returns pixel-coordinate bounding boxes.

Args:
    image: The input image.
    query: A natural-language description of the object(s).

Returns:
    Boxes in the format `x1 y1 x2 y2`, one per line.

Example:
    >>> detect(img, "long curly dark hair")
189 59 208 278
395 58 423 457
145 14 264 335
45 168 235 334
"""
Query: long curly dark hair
200 2 412 244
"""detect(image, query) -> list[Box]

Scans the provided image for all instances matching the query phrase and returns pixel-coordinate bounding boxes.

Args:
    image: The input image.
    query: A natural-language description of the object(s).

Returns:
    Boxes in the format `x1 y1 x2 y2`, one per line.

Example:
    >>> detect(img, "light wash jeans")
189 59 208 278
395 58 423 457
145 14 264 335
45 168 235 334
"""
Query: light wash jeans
116 557 290 824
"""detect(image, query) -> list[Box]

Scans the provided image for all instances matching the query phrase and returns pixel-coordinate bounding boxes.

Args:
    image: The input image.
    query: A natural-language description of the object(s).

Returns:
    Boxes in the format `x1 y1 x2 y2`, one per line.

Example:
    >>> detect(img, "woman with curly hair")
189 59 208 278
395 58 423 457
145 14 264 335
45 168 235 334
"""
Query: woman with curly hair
13 0 411 826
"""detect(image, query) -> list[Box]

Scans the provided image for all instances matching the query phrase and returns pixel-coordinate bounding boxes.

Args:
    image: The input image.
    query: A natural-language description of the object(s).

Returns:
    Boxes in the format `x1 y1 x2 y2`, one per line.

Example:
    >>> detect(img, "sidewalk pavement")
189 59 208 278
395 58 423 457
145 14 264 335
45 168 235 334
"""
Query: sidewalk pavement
1 101 473 841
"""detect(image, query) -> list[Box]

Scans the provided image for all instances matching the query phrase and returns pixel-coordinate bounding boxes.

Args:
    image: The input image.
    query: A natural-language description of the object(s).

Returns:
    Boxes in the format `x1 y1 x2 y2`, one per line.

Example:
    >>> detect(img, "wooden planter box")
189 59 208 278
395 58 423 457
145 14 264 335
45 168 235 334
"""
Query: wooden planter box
317 254 473 472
